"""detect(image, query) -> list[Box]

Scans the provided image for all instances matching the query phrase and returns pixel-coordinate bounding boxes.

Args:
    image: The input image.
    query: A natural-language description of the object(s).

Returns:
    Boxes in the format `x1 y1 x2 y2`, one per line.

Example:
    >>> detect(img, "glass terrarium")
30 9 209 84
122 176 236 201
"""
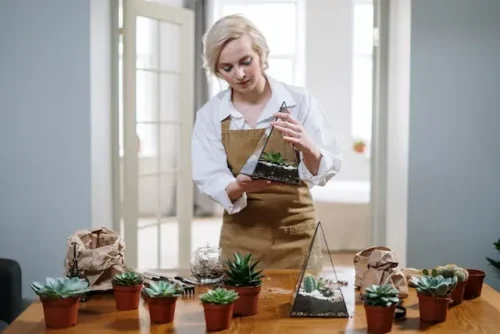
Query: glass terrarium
190 244 226 285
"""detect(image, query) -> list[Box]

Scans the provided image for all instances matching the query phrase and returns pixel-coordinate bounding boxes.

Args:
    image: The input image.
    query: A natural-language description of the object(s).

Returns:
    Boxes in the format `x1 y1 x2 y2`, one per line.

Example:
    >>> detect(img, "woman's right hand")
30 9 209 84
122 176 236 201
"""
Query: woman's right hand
226 174 274 200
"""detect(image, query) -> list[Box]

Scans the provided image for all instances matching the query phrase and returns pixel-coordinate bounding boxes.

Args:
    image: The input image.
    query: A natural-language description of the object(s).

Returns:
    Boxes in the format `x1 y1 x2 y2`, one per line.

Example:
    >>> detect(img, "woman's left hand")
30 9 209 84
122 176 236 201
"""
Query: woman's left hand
271 111 317 154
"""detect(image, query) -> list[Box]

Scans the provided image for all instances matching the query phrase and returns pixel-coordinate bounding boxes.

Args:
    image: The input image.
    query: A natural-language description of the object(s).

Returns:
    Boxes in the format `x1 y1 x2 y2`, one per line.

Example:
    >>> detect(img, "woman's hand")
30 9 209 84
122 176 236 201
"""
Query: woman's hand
226 174 273 201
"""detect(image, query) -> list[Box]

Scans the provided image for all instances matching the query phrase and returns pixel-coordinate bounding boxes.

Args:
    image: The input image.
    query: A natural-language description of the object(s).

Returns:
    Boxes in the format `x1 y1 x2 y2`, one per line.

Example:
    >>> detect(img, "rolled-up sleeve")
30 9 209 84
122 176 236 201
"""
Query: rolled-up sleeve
297 92 343 186
191 106 248 214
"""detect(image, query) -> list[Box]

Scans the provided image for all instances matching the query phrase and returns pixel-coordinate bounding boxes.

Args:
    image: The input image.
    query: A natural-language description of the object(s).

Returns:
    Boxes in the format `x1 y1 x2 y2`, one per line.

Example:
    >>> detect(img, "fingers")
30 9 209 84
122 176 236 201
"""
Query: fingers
272 124 302 139
273 112 300 125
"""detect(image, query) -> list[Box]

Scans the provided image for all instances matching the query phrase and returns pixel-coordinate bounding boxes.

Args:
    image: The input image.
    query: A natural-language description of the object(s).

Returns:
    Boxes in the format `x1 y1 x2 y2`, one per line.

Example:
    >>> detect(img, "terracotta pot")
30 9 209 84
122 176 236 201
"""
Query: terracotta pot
41 296 80 329
113 284 143 310
225 285 261 316
450 280 467 306
417 293 450 323
146 296 178 324
363 303 396 334
202 302 234 332
464 269 486 300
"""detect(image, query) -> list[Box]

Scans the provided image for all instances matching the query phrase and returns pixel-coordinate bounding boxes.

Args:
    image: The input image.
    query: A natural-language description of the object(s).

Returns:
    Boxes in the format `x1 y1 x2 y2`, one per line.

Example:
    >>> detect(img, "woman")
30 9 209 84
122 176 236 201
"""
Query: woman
191 14 342 270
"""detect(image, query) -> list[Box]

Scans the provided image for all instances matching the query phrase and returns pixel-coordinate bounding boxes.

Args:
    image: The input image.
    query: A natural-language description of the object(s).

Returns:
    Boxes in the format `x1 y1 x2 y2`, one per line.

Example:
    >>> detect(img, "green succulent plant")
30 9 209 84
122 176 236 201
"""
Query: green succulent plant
423 264 469 282
486 239 500 271
224 252 264 287
303 274 317 293
410 275 457 297
362 284 400 307
261 151 286 165
111 271 144 287
143 281 183 298
31 276 91 299
199 287 239 305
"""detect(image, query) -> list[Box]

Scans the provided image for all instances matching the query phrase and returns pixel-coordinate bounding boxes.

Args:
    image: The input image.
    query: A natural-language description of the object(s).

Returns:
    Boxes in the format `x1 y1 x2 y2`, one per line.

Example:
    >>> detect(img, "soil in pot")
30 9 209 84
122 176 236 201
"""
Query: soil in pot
364 304 396 334
41 297 80 329
253 161 300 185
202 302 234 332
225 285 261 316
464 269 486 300
113 284 143 310
450 280 467 306
147 296 177 324
417 293 450 323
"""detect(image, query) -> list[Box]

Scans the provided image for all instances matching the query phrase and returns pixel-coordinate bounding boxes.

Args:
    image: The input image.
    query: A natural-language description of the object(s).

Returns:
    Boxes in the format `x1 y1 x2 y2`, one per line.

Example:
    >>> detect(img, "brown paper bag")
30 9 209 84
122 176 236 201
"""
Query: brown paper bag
353 246 409 298
64 227 127 291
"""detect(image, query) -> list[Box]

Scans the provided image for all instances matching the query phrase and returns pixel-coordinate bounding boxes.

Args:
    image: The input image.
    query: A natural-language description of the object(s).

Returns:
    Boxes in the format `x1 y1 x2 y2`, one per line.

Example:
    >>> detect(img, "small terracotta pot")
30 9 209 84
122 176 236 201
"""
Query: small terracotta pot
225 285 261 316
113 283 143 310
146 296 177 324
202 302 234 332
450 280 467 306
417 293 450 323
464 269 486 300
363 303 396 334
41 296 80 329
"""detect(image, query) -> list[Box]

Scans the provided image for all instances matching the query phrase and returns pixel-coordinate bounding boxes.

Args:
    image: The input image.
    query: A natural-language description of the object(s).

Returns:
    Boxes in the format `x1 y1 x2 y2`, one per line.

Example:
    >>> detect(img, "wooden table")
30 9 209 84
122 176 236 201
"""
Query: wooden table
5 267 500 333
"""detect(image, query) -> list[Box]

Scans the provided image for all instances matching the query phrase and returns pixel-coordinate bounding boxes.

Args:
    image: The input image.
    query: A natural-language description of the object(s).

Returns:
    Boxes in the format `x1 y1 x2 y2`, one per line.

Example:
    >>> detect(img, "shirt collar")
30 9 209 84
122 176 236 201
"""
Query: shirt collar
219 75 297 121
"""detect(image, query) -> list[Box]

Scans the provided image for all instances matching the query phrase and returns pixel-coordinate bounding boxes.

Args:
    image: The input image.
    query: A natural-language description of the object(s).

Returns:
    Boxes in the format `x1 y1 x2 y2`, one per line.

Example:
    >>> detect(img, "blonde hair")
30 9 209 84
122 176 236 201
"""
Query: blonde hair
202 14 270 79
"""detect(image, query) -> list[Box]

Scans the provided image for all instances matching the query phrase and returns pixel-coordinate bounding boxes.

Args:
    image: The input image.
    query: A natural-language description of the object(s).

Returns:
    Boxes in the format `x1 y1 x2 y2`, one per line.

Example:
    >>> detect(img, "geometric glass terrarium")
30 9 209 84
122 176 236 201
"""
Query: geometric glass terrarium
239 101 301 185
289 222 350 318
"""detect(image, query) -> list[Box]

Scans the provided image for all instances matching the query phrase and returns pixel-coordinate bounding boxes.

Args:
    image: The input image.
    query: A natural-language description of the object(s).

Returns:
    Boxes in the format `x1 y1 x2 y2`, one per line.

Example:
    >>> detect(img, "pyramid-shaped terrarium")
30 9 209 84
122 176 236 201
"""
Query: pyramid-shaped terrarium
289 222 349 318
240 102 301 185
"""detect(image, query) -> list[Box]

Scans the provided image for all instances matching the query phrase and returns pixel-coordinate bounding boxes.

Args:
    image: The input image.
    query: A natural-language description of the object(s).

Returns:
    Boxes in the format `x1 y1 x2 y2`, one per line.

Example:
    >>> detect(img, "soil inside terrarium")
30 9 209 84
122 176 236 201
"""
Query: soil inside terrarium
252 161 300 185
290 293 349 318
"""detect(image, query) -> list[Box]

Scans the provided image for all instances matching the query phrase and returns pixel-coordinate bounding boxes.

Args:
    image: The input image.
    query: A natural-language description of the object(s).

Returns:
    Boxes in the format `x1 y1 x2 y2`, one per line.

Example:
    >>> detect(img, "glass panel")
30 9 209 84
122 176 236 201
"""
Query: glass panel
267 58 294 85
160 124 179 173
138 174 161 218
137 123 159 175
222 3 297 55
136 70 159 122
160 74 180 122
136 17 159 70
160 173 177 218
160 220 178 268
160 22 181 72
138 222 159 269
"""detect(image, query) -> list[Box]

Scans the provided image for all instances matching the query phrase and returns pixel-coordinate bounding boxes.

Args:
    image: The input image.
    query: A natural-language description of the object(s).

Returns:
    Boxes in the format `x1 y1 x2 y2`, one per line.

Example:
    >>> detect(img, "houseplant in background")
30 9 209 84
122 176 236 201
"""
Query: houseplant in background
31 276 90 329
223 251 265 316
112 271 144 310
199 287 239 332
143 280 183 324
361 284 400 334
410 274 457 323
423 265 468 305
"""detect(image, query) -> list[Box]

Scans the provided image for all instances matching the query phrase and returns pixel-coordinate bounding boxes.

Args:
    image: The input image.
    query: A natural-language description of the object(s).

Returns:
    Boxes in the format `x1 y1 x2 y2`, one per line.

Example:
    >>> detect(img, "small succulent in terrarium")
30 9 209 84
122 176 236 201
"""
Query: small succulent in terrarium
410 275 457 297
361 284 400 307
31 276 91 299
423 264 469 282
224 252 264 287
261 151 287 166
199 287 239 304
190 244 226 284
111 271 144 286
143 280 183 299
300 274 340 299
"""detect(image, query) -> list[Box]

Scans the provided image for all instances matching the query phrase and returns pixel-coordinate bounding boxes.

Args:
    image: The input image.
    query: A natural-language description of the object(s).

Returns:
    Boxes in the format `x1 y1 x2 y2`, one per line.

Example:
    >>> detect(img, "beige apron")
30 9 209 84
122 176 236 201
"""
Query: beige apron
219 117 322 271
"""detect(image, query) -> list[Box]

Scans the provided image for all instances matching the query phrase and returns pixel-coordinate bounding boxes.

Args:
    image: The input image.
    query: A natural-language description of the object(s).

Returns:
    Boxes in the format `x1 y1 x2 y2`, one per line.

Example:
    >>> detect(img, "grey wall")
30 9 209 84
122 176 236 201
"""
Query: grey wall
407 0 500 290
0 0 92 298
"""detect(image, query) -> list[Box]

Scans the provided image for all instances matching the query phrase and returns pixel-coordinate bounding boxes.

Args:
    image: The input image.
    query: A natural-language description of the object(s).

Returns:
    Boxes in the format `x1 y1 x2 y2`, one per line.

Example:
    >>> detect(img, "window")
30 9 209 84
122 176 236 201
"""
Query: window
207 0 306 97
351 0 374 143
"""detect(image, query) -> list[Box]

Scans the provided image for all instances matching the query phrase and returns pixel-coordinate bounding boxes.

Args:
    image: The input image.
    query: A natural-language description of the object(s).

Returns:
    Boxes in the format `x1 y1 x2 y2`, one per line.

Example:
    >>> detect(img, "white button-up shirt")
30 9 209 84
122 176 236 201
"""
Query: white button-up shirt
191 76 342 215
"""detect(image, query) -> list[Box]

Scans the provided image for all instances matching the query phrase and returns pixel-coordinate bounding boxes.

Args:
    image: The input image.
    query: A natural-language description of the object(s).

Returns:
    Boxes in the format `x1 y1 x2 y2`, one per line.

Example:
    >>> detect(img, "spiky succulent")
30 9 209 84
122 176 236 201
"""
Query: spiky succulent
362 284 400 307
410 275 457 297
261 151 286 165
423 264 469 282
199 287 239 305
31 276 90 299
486 239 500 271
143 281 183 298
111 271 143 286
224 252 264 287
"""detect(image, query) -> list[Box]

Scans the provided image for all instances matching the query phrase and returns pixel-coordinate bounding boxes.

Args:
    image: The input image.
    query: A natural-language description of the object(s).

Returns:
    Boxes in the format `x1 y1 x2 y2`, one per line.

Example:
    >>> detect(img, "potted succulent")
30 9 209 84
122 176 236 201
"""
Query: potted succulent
223 251 265 316
199 287 239 332
143 280 183 324
361 284 400 334
112 271 144 310
31 276 90 329
423 264 468 305
410 274 457 323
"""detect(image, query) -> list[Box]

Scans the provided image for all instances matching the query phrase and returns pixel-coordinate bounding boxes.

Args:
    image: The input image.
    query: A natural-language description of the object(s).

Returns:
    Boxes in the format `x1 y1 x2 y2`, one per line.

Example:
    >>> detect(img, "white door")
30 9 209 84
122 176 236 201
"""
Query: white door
121 0 194 270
